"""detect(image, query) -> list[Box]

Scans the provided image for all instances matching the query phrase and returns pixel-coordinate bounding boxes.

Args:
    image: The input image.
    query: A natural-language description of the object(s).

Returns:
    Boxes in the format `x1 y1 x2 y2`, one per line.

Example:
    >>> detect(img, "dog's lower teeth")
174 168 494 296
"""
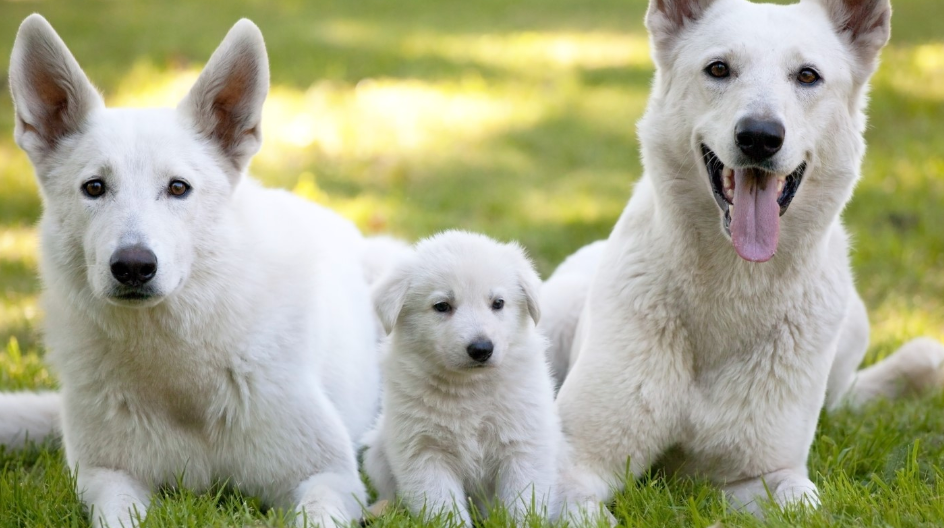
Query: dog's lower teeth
723 169 735 202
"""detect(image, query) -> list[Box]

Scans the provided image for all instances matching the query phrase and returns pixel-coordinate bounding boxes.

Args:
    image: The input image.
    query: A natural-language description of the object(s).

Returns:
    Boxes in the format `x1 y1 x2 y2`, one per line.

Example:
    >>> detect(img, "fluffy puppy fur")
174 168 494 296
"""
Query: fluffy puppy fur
362 231 564 525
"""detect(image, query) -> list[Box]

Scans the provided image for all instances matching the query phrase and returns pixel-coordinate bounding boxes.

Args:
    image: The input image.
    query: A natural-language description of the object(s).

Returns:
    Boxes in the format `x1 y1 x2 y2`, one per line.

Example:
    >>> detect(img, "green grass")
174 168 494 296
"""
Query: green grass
1 0 943 526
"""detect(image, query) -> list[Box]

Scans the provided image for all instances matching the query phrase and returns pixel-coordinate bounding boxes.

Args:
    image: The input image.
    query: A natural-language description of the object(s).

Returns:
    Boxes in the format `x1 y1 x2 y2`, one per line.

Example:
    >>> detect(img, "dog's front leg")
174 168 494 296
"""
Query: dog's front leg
722 468 818 517
78 467 150 528
294 468 366 528
395 459 471 527
496 448 556 522
362 432 397 505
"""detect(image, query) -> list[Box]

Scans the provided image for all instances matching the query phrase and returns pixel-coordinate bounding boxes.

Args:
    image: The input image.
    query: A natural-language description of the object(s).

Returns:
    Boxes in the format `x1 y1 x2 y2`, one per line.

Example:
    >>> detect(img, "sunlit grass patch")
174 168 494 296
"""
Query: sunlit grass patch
0 144 41 226
520 183 624 225
401 31 652 73
0 227 40 352
293 172 398 233
109 59 200 108
878 42 944 101
259 76 544 162
0 227 38 268
868 298 944 363
0 337 54 391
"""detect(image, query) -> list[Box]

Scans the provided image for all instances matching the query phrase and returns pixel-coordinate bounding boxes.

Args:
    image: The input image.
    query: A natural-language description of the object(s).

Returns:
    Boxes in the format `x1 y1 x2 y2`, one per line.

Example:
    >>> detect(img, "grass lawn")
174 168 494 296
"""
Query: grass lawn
1 0 943 526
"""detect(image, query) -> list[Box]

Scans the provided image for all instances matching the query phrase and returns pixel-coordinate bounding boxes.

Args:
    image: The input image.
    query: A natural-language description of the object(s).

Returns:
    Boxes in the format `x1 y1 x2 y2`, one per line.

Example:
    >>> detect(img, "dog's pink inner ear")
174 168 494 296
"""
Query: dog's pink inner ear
180 19 268 177
838 0 890 40
25 68 73 145
819 0 891 65
649 0 717 29
653 0 712 27
209 57 261 154
9 15 103 156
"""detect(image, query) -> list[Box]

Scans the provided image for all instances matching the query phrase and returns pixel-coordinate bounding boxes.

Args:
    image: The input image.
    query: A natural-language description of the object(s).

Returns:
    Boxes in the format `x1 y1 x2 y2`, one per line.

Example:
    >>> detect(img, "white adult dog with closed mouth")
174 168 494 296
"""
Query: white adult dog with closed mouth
545 0 944 518
2 15 379 528
362 231 563 525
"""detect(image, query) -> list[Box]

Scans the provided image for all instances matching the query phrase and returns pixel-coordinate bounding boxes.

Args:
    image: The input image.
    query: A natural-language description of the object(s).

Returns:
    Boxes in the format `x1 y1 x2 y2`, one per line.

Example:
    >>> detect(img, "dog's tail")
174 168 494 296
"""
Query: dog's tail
842 337 944 409
0 391 61 448
539 241 607 391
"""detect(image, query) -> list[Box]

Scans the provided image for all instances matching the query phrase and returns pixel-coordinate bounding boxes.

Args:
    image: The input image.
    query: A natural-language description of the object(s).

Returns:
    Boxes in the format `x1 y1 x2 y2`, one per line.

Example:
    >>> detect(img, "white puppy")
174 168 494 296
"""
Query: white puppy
362 231 563 525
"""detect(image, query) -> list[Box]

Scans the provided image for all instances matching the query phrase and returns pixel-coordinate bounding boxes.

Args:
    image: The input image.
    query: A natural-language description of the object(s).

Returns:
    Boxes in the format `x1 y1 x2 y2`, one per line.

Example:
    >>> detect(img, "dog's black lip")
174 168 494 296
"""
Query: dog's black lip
111 290 155 302
700 144 807 226
777 162 806 214
701 145 729 213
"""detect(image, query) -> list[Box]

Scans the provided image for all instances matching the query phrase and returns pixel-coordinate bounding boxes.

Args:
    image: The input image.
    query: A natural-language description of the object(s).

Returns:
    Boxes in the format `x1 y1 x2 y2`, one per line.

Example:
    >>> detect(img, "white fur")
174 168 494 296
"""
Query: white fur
0 392 61 449
538 241 606 390
3 15 379 528
362 231 563 526
360 235 412 286
545 0 944 519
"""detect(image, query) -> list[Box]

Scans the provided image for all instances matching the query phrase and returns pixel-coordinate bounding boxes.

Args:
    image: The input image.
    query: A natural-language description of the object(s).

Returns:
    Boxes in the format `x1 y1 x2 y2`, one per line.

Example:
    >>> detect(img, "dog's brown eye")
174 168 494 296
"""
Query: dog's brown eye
797 68 820 85
433 302 451 313
83 179 106 198
706 61 730 79
168 180 191 198
491 299 504 310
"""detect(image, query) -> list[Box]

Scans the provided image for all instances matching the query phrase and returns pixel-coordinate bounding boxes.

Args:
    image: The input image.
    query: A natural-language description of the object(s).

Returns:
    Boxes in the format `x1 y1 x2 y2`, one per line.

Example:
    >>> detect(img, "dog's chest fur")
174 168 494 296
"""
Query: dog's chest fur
83 321 245 432
383 343 555 493
595 206 853 479
675 265 847 478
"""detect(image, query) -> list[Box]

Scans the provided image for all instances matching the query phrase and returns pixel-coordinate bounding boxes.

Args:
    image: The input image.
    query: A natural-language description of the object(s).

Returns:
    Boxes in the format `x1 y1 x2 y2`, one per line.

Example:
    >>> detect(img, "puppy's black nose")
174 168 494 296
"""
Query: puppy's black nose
735 117 785 161
467 339 494 363
110 245 158 287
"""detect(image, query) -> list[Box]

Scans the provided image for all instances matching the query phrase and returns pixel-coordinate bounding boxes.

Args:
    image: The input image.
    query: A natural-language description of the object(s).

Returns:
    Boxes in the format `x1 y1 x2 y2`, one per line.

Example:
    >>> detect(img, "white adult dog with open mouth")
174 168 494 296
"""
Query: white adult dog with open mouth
1 15 379 528
545 0 944 518
362 231 564 525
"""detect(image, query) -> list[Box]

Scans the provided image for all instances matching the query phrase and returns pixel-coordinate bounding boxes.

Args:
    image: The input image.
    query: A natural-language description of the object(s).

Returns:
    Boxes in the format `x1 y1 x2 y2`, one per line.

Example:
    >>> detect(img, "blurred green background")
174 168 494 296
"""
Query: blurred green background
0 0 941 391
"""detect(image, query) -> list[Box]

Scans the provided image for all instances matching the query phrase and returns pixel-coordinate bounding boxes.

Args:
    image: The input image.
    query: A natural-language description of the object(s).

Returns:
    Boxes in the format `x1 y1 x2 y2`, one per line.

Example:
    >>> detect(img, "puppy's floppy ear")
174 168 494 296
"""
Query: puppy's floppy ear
178 19 269 183
509 243 542 325
372 259 413 335
809 0 891 76
8 14 104 167
646 0 719 63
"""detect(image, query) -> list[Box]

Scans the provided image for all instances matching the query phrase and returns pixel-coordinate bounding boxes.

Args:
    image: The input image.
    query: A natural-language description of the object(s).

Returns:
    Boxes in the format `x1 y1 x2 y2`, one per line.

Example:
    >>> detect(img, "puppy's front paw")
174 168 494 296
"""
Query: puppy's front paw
360 499 392 524
564 500 617 527
774 477 819 510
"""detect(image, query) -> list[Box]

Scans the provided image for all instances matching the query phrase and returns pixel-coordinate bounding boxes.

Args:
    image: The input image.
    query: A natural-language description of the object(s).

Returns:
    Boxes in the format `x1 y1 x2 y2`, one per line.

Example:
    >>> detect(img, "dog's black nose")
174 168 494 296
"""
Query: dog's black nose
110 245 158 287
735 117 785 161
467 339 494 363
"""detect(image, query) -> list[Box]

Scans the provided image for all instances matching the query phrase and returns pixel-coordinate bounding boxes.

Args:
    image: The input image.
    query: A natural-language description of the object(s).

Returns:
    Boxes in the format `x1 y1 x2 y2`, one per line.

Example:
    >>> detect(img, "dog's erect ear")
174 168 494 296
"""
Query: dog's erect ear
178 19 269 181
810 0 891 73
510 243 542 325
646 0 719 59
8 14 104 165
372 259 413 335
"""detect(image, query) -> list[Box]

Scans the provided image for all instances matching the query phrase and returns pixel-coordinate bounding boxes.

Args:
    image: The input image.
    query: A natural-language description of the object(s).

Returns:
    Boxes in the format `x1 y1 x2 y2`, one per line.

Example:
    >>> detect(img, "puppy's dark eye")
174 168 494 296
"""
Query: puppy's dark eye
797 68 820 85
491 299 504 310
82 179 106 198
168 180 191 198
706 61 730 79
433 302 452 313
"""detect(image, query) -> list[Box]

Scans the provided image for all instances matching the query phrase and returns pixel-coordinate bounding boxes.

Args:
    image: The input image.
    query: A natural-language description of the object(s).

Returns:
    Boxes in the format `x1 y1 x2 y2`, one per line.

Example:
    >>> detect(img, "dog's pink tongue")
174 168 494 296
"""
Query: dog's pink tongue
730 168 780 262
